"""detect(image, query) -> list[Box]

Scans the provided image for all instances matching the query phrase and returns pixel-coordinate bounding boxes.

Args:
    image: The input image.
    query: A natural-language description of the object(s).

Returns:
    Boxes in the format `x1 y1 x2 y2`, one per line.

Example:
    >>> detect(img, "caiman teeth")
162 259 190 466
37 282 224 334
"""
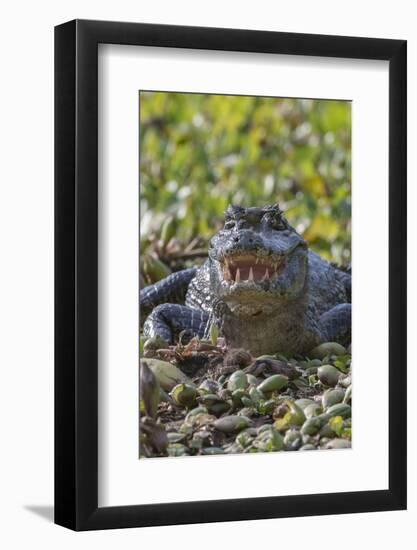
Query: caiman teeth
221 254 285 283
262 268 270 281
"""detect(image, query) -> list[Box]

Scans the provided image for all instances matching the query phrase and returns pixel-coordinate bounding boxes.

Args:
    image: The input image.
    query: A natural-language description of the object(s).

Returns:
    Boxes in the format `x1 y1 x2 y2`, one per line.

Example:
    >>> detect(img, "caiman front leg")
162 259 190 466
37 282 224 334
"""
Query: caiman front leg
143 304 210 344
140 268 197 325
318 303 351 348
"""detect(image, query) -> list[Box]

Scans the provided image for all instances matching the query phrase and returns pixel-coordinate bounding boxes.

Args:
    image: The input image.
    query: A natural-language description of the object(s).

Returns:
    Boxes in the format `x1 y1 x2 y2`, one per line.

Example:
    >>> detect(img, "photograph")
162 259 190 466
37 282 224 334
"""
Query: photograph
139 91 352 458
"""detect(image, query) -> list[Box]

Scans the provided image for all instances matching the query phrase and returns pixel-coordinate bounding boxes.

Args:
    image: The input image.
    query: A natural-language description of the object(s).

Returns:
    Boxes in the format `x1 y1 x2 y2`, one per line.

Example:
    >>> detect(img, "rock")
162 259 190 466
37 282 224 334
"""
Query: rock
198 379 221 395
318 364 341 387
300 416 322 436
252 426 284 452
170 383 198 408
295 398 316 410
311 342 347 360
324 438 351 449
227 370 249 392
214 415 252 433
326 403 351 419
304 403 322 418
257 374 288 393
322 388 345 409
145 358 190 391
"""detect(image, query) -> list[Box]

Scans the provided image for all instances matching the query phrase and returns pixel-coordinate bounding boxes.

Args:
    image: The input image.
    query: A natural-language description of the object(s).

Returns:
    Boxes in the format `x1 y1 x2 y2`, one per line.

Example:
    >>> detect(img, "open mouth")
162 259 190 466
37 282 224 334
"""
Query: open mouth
221 253 286 283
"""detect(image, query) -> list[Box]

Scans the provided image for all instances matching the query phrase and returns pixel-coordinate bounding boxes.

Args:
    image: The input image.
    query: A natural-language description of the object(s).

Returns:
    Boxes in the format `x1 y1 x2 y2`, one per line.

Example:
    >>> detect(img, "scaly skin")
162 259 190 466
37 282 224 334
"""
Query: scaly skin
141 204 351 355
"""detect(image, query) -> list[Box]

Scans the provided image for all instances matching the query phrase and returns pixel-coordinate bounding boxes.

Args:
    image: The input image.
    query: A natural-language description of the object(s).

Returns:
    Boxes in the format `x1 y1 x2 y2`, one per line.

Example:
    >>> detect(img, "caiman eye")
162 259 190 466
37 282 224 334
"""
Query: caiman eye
224 220 235 230
265 214 286 231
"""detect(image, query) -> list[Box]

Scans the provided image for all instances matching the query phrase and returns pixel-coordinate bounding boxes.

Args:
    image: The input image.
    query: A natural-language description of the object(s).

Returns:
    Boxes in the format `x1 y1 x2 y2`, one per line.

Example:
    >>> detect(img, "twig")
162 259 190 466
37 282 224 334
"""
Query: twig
163 249 208 260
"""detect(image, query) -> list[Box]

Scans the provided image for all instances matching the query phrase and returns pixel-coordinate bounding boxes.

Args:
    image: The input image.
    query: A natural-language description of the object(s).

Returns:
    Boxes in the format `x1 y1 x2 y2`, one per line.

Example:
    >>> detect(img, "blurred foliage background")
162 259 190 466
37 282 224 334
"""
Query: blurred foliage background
139 92 351 284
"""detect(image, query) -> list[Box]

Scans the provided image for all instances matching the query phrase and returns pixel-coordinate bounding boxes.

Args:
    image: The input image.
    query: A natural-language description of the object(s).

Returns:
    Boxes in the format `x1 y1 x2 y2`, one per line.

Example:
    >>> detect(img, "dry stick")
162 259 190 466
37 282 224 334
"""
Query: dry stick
163 249 208 261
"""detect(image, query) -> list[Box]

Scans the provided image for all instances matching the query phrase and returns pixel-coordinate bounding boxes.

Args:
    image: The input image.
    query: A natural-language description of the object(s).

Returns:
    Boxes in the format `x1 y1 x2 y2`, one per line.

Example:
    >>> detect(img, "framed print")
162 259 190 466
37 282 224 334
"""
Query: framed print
55 19 407 530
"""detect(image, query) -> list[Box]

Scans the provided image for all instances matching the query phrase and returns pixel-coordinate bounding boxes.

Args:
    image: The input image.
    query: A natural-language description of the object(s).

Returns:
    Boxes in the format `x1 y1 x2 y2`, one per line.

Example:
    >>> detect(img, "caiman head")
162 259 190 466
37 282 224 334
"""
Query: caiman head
208 204 308 317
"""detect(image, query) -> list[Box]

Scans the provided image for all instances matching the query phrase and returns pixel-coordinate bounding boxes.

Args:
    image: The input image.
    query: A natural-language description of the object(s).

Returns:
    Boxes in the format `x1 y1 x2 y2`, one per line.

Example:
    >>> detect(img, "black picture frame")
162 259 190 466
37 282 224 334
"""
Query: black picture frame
55 19 407 531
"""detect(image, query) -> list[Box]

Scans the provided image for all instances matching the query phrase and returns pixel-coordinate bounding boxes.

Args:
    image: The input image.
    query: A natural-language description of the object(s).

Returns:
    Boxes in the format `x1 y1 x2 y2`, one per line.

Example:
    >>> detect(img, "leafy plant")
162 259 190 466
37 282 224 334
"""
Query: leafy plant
140 92 351 270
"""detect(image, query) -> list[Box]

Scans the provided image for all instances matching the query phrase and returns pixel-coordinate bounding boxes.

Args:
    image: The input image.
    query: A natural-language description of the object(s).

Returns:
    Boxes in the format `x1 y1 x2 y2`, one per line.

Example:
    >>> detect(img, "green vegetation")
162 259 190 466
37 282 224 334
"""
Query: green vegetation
140 92 351 267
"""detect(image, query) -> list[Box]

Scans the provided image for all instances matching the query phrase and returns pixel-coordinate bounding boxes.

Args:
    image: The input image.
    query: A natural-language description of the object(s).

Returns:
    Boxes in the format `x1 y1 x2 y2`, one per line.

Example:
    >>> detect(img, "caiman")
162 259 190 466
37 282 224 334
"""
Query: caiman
140 204 351 356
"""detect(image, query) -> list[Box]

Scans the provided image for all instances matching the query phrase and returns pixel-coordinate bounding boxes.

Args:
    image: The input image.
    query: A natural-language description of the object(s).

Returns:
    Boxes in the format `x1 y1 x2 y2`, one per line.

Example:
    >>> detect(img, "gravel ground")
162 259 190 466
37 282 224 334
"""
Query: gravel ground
139 337 352 458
